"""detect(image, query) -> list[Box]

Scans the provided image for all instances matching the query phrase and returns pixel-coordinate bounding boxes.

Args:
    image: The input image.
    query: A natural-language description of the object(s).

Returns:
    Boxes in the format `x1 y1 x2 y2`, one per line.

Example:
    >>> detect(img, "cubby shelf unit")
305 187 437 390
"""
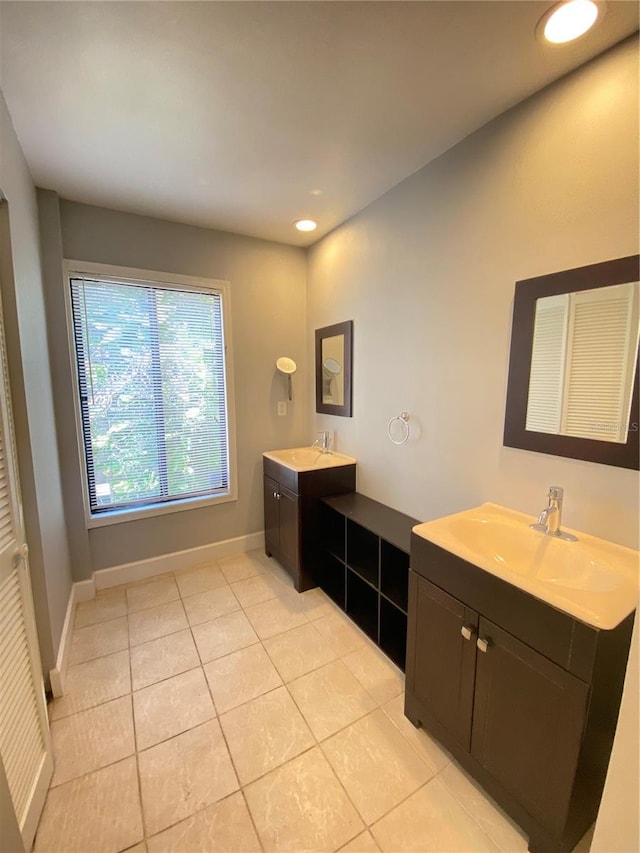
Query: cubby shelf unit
317 492 419 671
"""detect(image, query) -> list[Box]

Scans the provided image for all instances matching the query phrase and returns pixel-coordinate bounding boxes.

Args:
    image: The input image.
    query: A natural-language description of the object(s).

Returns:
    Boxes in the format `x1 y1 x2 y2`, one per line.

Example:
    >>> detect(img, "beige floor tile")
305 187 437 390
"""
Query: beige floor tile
133 668 215 750
381 694 452 774
126 575 180 613
75 587 127 628
370 778 499 852
130 630 200 691
287 660 376 741
147 791 261 852
175 562 227 598
128 599 188 647
182 585 240 626
313 611 368 656
138 719 239 836
127 845 147 853
262 556 296 589
439 762 528 852
322 709 433 824
51 696 135 787
245 747 364 852
230 573 283 608
339 830 381 852
192 609 259 663
244 594 308 639
297 587 341 621
343 645 404 705
204 644 282 713
220 686 314 784
34 757 143 853
50 650 131 720
263 621 338 682
69 617 129 666
219 551 267 584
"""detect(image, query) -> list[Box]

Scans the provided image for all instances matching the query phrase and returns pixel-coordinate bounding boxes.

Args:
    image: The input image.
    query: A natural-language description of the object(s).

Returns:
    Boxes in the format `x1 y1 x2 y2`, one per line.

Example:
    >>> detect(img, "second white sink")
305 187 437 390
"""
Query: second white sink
263 446 356 473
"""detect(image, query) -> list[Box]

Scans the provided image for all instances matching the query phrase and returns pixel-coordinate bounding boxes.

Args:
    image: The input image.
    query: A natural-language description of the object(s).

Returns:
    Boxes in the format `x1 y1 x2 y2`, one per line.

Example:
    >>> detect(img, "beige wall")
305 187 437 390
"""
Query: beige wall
592 607 639 852
0 91 72 675
308 38 639 550
52 200 308 573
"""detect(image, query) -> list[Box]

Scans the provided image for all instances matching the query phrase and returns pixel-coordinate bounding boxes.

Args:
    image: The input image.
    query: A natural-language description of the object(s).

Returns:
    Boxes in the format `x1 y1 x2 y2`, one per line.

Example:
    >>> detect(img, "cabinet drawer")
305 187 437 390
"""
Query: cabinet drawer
263 457 299 493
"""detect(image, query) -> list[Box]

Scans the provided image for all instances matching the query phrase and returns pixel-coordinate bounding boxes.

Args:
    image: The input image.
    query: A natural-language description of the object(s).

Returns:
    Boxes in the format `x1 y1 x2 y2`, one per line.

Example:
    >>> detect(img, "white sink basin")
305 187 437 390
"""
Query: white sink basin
412 502 639 629
263 447 356 473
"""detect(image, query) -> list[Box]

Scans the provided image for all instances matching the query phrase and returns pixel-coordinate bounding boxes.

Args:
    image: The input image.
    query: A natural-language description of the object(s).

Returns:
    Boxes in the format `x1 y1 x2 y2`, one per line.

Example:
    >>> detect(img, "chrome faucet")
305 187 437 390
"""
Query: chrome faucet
530 486 578 541
312 430 331 454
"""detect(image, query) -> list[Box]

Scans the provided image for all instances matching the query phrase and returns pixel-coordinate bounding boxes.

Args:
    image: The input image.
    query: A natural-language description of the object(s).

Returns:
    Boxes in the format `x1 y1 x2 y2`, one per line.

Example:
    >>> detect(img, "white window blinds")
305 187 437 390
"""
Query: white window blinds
70 277 231 514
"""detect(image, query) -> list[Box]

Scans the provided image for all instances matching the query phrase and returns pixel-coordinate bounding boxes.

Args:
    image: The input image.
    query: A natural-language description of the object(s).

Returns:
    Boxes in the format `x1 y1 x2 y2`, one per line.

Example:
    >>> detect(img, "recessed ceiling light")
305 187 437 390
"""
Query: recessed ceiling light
538 0 600 44
294 219 318 232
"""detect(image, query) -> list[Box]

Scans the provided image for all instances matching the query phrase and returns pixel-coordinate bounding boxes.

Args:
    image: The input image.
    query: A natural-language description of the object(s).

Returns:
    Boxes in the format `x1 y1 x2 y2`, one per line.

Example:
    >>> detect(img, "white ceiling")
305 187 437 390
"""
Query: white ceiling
0 1 637 246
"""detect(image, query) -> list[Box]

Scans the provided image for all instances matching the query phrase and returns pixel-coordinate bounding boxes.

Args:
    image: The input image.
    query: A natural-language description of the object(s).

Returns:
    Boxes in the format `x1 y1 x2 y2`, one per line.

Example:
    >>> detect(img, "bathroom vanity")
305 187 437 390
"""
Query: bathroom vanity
262 448 356 591
405 503 637 853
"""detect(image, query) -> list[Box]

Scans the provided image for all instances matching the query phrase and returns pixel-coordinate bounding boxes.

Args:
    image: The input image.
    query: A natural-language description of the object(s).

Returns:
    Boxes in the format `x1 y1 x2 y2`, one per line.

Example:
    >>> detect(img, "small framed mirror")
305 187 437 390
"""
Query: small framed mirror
503 255 640 470
315 321 353 417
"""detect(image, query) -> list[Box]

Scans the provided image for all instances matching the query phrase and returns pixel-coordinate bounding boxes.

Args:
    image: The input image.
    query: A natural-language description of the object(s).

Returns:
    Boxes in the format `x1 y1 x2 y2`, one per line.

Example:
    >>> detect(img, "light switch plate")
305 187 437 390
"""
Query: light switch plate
277 401 287 416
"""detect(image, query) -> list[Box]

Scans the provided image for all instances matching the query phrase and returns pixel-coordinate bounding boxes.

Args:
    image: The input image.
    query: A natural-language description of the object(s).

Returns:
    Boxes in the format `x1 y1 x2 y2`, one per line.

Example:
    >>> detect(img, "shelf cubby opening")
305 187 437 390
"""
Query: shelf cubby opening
380 540 410 613
380 597 408 671
316 552 346 609
319 502 346 561
346 569 379 643
346 520 379 587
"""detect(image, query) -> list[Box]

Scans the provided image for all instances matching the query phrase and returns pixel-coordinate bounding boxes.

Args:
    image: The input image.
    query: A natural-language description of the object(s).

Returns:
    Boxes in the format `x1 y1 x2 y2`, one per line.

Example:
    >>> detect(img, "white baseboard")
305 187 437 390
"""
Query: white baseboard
94 530 265 590
49 579 95 698
48 532 264 695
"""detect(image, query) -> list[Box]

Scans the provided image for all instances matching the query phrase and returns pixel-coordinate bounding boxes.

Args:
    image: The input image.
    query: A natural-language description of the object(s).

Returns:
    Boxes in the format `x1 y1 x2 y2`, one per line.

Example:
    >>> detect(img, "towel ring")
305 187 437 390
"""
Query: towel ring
388 411 410 445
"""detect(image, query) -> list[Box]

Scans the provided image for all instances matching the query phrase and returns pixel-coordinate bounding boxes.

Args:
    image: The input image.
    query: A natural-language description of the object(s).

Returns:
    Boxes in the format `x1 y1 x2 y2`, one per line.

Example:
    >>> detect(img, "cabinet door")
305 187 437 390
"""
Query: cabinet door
407 575 478 749
471 617 589 835
264 474 280 557
278 485 300 575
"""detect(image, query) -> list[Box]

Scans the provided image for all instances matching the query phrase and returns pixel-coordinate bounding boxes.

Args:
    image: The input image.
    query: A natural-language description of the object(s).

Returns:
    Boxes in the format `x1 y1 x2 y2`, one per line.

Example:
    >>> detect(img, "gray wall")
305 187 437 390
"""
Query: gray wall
0 91 72 675
307 37 639 848
308 38 640 550
52 200 308 574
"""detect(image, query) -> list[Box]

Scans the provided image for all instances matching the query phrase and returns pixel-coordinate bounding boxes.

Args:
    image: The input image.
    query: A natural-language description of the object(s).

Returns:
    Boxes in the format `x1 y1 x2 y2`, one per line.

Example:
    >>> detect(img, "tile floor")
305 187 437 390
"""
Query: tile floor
37 549 593 853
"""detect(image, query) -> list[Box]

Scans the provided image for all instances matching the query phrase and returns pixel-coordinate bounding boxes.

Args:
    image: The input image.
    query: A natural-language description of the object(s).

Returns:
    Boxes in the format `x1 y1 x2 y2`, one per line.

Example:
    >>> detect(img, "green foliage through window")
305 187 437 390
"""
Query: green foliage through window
70 277 230 514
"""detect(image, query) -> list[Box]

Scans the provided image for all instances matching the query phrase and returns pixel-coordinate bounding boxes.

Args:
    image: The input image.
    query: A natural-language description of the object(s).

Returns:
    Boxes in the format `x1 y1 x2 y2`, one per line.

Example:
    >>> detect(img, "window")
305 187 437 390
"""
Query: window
68 267 235 522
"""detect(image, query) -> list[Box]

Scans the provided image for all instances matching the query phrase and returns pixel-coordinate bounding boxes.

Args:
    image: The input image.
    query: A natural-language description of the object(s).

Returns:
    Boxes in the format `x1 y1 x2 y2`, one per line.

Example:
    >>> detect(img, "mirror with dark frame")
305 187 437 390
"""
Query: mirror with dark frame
503 255 640 470
315 321 353 417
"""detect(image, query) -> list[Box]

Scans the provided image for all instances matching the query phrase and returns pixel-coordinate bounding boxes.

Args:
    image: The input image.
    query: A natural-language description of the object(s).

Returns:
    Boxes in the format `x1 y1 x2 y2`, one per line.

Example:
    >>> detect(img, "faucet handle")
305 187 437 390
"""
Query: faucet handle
548 486 564 501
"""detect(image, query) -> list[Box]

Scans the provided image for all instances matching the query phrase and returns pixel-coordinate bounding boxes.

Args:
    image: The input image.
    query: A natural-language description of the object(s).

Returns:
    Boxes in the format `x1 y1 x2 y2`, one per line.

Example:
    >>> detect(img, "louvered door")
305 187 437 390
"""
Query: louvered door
0 284 53 851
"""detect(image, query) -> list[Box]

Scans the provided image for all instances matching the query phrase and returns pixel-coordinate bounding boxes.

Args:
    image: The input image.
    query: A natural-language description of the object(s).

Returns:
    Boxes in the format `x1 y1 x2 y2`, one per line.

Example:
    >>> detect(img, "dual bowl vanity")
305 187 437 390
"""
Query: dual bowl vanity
262 447 638 853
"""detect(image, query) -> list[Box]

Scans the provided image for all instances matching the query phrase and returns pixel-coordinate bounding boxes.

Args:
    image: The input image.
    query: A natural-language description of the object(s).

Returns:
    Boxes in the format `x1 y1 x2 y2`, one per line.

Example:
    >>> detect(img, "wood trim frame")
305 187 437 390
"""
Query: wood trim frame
503 255 640 470
315 320 353 417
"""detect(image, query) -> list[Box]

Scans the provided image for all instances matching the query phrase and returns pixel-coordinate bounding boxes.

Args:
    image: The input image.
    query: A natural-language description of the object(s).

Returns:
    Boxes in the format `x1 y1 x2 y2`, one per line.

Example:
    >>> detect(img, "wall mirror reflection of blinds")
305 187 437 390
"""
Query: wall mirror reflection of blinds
526 281 640 443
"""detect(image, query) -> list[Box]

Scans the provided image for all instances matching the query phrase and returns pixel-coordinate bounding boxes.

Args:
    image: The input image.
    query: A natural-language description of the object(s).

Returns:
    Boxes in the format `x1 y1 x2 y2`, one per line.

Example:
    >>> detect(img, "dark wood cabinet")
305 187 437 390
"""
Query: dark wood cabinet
317 493 418 670
471 616 589 836
262 456 355 592
405 535 634 853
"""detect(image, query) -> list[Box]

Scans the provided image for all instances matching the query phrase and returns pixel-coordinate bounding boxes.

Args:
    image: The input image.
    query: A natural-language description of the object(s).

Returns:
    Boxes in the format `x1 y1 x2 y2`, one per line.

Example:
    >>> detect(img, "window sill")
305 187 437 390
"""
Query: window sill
86 489 237 528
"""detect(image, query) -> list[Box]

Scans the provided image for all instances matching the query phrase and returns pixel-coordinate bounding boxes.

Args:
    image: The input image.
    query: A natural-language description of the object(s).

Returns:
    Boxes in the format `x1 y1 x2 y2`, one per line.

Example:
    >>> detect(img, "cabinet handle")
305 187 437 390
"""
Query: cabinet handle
461 625 474 641
476 637 491 653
